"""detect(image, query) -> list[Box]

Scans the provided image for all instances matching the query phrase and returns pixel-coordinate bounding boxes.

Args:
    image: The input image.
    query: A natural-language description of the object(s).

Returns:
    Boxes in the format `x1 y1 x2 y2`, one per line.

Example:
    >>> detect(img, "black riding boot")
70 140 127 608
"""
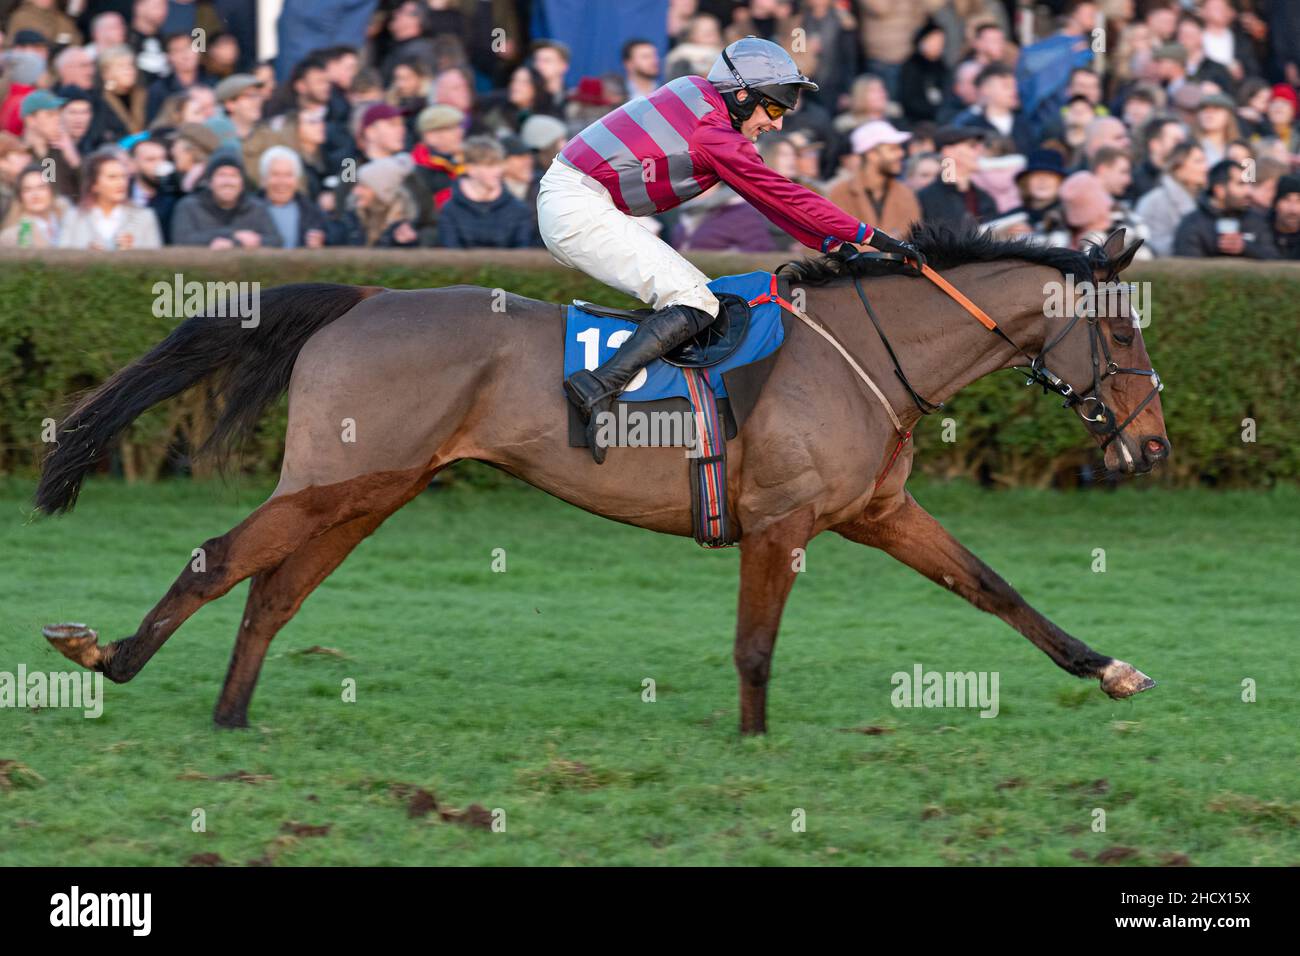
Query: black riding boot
565 303 716 464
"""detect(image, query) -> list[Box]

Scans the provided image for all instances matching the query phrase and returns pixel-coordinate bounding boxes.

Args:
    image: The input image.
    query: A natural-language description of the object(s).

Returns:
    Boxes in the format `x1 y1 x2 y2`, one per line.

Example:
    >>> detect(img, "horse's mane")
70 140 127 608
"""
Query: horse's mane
775 222 1107 286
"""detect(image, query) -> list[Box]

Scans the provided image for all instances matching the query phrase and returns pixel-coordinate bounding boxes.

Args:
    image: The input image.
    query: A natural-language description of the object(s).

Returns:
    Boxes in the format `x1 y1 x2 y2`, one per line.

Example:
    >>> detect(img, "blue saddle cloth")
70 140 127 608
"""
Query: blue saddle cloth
563 271 785 402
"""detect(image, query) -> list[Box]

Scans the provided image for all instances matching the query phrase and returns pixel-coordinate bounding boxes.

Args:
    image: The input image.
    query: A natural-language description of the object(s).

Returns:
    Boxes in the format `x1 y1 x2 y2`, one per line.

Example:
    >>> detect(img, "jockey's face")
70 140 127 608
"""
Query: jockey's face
736 89 784 143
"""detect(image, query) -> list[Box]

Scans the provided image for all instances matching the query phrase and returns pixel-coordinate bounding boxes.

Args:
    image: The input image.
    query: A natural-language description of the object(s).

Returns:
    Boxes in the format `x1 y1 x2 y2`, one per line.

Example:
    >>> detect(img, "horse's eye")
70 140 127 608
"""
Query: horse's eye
1112 328 1134 346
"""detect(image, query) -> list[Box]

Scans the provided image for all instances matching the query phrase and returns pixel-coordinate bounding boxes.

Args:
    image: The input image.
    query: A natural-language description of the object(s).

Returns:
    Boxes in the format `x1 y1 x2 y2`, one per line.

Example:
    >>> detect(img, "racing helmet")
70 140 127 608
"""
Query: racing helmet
706 36 818 130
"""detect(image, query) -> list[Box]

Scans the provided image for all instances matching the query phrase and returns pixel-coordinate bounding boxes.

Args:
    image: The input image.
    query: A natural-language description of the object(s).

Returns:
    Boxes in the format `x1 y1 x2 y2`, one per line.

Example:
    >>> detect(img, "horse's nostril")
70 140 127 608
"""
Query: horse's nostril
1144 437 1168 460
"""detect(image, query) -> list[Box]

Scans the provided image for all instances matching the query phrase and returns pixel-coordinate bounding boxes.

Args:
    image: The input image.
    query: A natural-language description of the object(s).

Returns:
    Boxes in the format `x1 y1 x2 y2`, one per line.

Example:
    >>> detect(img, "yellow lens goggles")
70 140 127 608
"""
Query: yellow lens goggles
758 96 788 120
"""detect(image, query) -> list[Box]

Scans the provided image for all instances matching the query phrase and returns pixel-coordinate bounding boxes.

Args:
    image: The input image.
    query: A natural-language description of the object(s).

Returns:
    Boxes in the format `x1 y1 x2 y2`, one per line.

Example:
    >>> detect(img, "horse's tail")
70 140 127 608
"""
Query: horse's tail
35 282 380 515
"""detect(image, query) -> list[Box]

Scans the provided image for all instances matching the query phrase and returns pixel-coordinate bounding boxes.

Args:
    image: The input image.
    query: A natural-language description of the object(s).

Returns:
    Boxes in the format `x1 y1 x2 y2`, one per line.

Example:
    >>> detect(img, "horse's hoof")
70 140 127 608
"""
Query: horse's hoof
1099 659 1156 699
42 623 104 670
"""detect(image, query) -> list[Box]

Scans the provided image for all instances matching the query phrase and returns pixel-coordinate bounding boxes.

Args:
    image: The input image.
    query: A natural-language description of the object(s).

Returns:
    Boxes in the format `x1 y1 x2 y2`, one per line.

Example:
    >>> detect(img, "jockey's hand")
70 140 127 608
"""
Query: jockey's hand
867 228 924 268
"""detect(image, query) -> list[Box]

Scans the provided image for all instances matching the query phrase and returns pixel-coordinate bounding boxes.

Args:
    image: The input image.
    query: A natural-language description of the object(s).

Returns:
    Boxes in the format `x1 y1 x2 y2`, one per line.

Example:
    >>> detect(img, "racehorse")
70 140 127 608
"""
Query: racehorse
36 225 1167 734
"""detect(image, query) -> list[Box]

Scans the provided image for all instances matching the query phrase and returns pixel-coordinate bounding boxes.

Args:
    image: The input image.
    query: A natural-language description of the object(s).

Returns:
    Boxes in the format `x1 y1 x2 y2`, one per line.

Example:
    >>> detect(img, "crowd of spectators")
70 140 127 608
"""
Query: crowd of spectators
0 0 1298 260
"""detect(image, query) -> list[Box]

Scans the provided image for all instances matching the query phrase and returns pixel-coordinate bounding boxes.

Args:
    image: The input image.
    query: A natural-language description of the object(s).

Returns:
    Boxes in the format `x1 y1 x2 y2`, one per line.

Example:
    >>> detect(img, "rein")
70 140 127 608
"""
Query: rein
781 250 1165 490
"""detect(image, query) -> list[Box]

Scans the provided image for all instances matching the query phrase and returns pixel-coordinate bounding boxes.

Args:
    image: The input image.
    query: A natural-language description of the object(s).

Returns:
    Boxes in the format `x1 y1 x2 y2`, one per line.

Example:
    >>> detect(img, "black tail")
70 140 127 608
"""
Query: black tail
35 282 378 515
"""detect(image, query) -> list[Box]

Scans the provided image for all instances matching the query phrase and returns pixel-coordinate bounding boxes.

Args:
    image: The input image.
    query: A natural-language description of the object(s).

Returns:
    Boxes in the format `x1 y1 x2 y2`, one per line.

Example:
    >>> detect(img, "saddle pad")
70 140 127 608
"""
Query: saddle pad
563 270 785 404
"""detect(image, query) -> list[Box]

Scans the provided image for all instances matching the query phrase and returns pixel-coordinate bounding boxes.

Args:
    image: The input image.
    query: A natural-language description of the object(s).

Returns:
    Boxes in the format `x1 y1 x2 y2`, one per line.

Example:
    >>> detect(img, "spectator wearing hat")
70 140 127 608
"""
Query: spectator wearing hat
1262 84 1300 155
171 121 220 192
566 76 619 133
1270 174 1300 260
1194 92 1240 165
216 74 267 139
146 31 212 124
1136 140 1208 256
952 63 1031 154
6 2 81 47
19 90 78 196
623 38 660 102
406 104 465 232
1173 157 1278 259
827 121 920 242
0 48 46 135
358 102 408 163
519 113 567 169
899 20 950 124
0 132 34 222
1007 147 1067 233
530 39 572 113
59 147 162 249
917 126 997 231
1153 43 1191 98
0 162 70 247
436 135 538 249
170 152 282 248
1130 116 1187 202
347 153 422 247
257 145 331 249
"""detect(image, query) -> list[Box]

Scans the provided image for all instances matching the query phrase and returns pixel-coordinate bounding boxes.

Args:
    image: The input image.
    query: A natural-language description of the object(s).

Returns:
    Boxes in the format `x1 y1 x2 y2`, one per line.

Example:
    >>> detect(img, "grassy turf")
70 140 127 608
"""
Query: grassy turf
1 474 1296 866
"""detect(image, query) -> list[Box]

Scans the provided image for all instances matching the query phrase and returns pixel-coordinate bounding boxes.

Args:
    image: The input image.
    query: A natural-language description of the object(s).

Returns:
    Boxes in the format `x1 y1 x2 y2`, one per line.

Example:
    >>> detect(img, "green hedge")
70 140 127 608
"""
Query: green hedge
0 250 1296 488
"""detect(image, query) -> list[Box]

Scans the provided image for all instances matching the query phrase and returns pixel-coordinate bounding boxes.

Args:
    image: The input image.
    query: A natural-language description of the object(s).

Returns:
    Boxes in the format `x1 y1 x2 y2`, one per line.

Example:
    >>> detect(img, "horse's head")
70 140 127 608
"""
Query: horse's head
1041 229 1170 476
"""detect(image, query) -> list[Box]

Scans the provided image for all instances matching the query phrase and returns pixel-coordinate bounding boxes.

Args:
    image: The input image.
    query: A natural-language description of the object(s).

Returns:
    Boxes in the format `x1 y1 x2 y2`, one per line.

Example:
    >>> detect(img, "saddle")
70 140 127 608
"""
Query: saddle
569 293 752 368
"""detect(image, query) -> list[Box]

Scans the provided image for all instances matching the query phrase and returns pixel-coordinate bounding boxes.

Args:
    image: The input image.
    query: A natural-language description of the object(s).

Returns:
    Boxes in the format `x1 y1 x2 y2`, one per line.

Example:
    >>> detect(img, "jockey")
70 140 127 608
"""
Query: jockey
538 35 918 463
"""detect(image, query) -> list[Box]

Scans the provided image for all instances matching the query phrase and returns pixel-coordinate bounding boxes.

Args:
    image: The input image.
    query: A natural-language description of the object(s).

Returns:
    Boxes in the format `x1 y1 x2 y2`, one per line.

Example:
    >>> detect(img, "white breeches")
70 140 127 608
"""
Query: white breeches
536 157 720 318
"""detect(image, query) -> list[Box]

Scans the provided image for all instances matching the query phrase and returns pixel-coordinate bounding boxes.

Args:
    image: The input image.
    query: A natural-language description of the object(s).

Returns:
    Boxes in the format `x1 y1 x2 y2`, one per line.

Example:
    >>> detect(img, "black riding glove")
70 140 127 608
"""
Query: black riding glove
867 228 924 267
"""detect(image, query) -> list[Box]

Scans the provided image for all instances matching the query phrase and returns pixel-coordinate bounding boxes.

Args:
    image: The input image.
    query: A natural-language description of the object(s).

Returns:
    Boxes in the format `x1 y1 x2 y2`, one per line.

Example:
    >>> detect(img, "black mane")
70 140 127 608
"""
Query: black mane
775 222 1106 285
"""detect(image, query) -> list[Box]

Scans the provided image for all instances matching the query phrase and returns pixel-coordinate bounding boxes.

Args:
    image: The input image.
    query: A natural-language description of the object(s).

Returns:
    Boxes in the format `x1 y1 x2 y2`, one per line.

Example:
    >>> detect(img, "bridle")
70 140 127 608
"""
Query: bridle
846 252 1165 457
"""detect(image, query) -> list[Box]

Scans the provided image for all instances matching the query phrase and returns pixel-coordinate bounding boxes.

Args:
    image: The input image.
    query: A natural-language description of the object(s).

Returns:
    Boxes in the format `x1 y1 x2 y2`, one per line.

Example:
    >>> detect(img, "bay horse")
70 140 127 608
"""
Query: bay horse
36 226 1167 734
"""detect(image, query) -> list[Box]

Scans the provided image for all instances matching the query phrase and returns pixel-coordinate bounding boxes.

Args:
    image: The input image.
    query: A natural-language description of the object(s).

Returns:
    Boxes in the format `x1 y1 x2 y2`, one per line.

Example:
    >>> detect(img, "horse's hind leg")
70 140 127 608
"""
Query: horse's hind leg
833 492 1155 698
213 507 394 728
46 467 431 684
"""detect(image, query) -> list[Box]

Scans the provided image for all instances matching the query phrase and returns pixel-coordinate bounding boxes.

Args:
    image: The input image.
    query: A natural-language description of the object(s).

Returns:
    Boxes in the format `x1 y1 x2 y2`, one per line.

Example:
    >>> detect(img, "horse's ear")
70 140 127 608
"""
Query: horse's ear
1100 229 1127 260
1108 238 1145 278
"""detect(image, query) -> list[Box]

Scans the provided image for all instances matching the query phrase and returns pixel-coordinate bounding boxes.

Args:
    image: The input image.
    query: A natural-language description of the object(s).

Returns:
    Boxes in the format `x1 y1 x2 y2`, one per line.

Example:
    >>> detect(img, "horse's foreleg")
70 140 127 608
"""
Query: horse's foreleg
734 509 815 735
834 493 1154 698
